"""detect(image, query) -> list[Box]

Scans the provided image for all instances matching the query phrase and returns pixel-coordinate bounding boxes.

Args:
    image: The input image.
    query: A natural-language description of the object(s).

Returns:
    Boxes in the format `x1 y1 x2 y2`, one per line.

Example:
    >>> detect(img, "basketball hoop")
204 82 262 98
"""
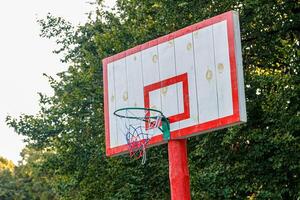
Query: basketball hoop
114 107 170 164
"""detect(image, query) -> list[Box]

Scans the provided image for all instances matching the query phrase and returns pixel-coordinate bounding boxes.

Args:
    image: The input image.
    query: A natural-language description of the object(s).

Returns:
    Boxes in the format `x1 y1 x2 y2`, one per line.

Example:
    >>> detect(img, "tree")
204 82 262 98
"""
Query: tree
0 151 58 200
0 156 14 172
7 0 299 199
0 156 16 199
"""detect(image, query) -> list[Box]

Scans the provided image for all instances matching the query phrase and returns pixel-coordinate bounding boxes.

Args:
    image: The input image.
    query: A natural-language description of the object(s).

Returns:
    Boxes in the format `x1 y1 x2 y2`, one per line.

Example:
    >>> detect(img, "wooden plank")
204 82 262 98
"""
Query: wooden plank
174 33 199 128
142 46 162 114
113 58 128 145
157 40 180 131
126 52 144 108
193 26 219 123
125 51 147 139
141 46 162 135
213 21 233 118
107 62 118 147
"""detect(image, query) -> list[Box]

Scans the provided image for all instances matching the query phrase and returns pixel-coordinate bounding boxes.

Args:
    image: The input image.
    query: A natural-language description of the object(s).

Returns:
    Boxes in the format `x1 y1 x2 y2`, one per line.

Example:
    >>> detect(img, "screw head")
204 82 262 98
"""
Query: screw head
152 54 158 63
187 42 192 51
123 91 128 101
206 69 213 80
161 87 168 95
217 63 224 72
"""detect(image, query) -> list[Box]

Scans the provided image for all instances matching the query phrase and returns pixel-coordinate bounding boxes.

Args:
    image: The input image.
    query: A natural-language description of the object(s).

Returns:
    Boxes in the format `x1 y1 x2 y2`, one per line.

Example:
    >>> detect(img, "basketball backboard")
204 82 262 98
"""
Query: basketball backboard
103 11 246 156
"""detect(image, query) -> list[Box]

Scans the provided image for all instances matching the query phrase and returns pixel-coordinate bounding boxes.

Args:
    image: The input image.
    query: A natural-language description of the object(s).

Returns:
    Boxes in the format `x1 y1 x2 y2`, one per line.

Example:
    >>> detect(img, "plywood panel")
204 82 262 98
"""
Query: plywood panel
193 26 219 123
126 52 144 108
142 46 162 112
157 40 180 131
113 58 128 145
107 63 118 147
141 46 161 134
175 33 199 128
125 52 148 143
213 21 233 118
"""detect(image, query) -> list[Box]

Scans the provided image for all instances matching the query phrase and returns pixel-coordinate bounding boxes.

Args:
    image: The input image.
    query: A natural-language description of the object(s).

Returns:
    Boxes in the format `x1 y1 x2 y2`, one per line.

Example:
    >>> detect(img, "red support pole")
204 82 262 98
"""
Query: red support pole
168 139 191 200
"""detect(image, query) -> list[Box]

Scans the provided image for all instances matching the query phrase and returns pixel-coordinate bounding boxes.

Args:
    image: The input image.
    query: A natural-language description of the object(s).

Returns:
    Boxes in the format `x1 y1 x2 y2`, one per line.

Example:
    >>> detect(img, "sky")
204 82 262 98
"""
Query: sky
0 0 115 164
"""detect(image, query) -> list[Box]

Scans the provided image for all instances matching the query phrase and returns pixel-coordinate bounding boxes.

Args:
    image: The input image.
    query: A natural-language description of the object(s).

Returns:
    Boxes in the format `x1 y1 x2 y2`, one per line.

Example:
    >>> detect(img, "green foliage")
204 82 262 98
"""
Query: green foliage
0 156 14 172
0 152 57 200
5 0 300 199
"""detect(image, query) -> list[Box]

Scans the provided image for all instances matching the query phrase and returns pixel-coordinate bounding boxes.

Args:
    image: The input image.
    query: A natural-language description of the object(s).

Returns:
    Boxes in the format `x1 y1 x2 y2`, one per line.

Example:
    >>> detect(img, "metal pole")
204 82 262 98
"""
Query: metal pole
168 139 191 200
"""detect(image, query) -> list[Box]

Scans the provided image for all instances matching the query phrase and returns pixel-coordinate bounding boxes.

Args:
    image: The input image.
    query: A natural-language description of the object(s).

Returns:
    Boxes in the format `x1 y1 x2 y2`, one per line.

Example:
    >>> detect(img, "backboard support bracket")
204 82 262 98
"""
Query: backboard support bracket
160 117 170 141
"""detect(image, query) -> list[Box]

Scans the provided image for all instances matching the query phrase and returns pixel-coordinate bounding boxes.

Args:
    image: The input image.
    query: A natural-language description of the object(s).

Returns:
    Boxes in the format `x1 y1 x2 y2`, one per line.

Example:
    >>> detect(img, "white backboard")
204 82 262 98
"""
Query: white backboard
103 11 246 156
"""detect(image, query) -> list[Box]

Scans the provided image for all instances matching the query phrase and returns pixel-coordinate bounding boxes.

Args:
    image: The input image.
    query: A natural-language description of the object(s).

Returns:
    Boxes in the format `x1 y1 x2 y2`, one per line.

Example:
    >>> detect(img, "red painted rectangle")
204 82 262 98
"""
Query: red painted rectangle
144 73 190 124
